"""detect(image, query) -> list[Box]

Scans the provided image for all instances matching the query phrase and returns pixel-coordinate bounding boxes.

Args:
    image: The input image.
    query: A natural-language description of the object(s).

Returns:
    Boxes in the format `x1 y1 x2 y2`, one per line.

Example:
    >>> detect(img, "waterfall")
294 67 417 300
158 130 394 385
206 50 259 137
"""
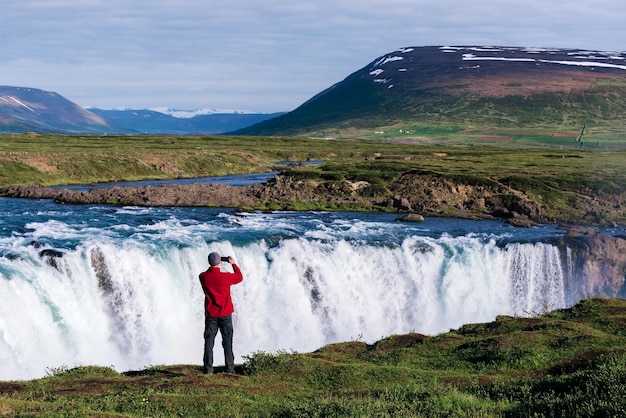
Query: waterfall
0 233 569 380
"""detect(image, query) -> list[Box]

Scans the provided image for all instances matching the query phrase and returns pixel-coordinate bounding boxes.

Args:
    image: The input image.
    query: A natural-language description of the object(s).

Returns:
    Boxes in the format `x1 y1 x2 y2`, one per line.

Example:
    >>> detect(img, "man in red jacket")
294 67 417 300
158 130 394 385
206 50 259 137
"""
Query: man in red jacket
199 252 244 374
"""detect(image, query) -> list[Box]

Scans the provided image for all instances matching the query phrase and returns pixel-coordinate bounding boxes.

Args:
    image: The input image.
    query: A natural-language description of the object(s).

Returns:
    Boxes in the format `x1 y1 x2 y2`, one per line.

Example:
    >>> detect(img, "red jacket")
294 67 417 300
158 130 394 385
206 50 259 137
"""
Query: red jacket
199 264 243 318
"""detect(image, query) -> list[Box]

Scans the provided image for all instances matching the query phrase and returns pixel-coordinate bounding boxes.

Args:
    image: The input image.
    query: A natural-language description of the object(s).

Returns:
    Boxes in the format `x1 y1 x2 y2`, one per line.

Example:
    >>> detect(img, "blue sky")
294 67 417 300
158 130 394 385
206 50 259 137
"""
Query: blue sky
2 0 625 112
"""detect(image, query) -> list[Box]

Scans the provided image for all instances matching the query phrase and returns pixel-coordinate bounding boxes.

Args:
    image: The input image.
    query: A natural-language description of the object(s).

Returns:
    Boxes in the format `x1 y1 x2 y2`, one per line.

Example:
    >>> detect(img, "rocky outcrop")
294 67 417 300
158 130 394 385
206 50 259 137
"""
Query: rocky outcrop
0 175 375 212
0 183 261 208
385 171 546 222
396 213 425 222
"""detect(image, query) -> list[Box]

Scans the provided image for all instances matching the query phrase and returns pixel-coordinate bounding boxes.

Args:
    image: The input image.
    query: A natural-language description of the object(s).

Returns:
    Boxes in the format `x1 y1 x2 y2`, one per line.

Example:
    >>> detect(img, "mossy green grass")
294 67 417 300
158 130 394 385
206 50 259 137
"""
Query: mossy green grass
1 131 624 188
2 298 626 417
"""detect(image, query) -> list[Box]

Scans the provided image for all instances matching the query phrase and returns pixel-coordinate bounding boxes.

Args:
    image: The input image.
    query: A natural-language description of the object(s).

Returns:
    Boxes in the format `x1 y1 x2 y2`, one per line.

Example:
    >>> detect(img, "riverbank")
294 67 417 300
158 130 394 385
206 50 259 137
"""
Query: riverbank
0 179 536 225
2 166 625 228
2 135 625 226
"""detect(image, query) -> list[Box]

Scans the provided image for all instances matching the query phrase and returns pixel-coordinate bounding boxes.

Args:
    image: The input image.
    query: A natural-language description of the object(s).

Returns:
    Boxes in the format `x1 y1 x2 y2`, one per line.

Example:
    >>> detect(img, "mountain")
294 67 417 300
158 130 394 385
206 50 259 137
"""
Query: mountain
0 86 120 134
88 108 285 134
234 46 626 136
0 86 283 134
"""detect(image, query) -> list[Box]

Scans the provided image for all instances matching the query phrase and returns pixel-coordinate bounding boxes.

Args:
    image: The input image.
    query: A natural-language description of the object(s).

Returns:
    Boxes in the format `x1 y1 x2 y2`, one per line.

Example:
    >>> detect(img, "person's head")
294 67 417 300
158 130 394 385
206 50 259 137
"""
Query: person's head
208 252 221 266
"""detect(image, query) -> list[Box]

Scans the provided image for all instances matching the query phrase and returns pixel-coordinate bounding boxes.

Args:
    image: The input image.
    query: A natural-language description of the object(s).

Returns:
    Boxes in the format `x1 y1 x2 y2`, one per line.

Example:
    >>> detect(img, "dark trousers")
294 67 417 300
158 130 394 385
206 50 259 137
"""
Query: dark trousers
203 315 235 373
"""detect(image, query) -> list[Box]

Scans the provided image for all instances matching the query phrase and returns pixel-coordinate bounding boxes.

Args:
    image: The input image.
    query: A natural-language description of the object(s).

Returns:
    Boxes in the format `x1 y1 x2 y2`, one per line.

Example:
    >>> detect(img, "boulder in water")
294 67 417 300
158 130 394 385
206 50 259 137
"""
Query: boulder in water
396 213 425 222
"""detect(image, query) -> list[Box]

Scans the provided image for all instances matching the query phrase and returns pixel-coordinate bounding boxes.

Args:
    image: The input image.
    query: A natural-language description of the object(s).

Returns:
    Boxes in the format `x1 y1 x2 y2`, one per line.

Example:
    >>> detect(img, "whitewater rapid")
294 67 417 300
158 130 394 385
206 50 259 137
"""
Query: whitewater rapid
0 198 573 380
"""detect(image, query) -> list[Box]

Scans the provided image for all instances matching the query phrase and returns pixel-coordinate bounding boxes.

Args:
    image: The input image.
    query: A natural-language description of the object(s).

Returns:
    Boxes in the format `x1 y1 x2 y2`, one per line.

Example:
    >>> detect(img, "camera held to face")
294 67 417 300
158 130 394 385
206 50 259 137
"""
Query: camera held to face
221 256 230 262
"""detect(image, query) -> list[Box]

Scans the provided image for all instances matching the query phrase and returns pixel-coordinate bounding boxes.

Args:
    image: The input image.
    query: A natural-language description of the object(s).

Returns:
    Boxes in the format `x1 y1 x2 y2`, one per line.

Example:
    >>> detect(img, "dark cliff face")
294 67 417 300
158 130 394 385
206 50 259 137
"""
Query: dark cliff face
559 228 626 300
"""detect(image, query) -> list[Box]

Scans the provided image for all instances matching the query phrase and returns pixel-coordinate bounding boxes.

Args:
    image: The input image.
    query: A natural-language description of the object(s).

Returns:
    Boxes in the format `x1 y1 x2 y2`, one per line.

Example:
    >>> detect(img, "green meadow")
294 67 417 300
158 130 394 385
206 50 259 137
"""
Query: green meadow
1 130 624 188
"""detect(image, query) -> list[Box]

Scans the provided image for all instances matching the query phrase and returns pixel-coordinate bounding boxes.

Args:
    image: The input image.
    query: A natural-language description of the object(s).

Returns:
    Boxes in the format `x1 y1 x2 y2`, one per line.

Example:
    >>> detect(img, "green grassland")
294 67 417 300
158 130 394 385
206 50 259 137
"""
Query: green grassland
1 130 624 188
2 298 626 417
322 123 626 149
2 131 625 225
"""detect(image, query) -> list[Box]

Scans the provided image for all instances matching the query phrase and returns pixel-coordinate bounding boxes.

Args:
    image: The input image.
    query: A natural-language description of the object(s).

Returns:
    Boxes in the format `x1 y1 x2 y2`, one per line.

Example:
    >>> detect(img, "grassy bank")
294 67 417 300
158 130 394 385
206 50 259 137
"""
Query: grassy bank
1 298 626 417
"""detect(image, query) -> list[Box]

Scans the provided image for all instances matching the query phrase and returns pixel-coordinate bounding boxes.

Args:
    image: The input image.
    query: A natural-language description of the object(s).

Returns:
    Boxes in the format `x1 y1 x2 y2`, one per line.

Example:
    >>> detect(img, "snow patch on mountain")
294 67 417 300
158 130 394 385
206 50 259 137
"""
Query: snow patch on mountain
150 107 257 118
461 53 626 70
448 46 626 70
462 54 535 63
0 95 36 112
373 56 404 67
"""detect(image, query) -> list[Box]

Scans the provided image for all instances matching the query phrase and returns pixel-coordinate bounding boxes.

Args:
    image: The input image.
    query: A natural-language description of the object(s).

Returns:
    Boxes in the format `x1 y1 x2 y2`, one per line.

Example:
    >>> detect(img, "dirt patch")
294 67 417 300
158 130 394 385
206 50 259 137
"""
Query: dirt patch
0 154 59 173
347 180 370 191
24 157 58 173
429 69 625 98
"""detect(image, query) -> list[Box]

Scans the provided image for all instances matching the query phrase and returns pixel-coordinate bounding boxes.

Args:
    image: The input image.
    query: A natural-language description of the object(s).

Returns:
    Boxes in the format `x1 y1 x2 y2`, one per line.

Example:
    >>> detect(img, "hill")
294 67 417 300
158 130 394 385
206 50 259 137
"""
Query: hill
234 46 626 136
0 86 121 134
2 298 626 416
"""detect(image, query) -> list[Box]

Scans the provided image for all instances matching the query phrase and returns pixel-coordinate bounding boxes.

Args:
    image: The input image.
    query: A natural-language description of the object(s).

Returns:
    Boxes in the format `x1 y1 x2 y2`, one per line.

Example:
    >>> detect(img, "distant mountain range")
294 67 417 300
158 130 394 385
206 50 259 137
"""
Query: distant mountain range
3 46 626 136
235 46 626 135
0 86 283 134
88 108 285 135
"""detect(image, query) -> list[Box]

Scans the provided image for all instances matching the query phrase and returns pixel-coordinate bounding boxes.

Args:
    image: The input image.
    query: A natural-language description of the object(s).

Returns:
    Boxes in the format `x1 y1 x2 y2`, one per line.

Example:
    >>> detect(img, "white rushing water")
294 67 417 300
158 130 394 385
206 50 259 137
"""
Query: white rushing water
0 200 571 380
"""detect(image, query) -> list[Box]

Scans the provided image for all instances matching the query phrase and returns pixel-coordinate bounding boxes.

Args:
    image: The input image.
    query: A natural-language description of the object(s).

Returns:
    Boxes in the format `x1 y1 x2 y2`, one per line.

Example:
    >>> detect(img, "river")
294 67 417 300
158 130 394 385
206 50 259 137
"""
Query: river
0 174 619 380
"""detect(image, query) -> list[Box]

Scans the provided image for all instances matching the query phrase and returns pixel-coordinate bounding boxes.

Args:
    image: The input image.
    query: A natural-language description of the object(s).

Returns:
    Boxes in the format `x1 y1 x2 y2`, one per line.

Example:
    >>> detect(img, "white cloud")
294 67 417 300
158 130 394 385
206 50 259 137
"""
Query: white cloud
1 0 625 111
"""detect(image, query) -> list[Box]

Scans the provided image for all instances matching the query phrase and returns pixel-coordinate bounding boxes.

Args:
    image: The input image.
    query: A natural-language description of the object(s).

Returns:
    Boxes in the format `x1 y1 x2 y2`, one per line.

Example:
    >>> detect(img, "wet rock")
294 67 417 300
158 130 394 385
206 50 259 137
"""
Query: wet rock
396 213 425 222
39 248 64 270
39 249 64 258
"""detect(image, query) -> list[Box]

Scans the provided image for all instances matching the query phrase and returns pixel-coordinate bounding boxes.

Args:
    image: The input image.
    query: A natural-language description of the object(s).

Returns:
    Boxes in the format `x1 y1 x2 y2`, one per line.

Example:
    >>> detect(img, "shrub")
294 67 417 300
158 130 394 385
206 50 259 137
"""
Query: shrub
242 350 300 375
361 183 388 197
320 172 344 181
